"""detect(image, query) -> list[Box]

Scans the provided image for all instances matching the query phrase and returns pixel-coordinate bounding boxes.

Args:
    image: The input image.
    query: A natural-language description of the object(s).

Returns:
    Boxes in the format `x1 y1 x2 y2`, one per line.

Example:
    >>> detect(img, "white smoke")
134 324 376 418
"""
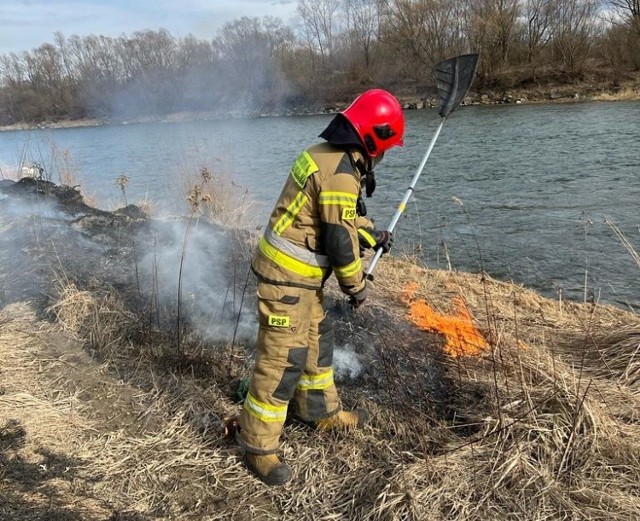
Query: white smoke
0 194 66 220
333 344 364 380
0 184 258 345
140 217 257 344
0 193 109 309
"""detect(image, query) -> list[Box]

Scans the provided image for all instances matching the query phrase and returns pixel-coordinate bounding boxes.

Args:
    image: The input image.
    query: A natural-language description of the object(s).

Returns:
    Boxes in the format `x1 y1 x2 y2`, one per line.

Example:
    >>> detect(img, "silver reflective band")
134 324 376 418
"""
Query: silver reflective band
263 228 331 268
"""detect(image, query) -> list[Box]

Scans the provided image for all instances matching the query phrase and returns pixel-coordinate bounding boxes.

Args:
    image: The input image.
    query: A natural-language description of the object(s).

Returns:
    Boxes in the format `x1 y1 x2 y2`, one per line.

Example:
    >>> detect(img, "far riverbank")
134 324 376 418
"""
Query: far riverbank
1 80 639 133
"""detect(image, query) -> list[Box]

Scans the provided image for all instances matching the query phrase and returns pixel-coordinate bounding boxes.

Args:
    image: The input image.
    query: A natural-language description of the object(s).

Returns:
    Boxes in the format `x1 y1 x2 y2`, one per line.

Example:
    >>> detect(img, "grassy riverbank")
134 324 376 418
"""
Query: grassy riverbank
1 78 639 133
1 178 639 519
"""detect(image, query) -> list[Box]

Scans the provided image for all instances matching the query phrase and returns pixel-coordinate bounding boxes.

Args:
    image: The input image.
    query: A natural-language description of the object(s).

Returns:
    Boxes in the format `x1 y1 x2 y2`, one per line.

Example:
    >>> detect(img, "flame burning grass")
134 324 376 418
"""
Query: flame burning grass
403 283 489 357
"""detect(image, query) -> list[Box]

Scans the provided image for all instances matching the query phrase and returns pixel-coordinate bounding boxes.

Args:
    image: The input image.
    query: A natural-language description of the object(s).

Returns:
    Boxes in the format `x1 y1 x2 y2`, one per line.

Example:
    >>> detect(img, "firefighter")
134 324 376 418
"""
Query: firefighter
237 89 405 486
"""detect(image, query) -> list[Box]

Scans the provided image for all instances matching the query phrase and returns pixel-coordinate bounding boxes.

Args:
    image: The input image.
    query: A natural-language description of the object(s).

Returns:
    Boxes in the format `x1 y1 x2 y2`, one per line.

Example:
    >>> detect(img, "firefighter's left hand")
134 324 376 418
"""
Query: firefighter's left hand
373 230 393 254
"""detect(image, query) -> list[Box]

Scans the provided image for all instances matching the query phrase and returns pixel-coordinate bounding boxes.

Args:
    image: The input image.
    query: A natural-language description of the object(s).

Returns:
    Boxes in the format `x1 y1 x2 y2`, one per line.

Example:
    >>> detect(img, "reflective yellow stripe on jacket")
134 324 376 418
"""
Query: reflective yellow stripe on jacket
334 258 362 278
273 192 308 235
290 151 319 188
358 228 377 247
318 191 358 207
251 143 368 292
259 228 330 279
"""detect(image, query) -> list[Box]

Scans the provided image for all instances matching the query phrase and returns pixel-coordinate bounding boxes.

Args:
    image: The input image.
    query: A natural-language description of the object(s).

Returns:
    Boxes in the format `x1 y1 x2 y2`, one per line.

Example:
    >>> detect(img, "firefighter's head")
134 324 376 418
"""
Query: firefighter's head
342 89 405 158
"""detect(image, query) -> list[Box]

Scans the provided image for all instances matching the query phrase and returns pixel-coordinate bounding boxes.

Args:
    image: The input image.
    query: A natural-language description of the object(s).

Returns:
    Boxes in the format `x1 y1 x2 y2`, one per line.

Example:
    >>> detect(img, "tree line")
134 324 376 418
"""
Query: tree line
1 0 638 124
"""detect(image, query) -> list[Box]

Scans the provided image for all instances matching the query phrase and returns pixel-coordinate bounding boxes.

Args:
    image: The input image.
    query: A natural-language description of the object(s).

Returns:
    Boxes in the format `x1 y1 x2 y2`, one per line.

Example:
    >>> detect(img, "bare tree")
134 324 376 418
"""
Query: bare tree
608 0 640 35
22 42 79 117
549 0 601 76
0 53 27 89
0 53 30 122
521 0 557 68
1 2 639 124
344 0 383 69
297 0 343 69
381 0 469 82
176 35 215 72
65 35 125 116
464 0 520 83
114 29 180 113
120 29 177 79
214 17 295 107
67 35 124 83
598 1 640 71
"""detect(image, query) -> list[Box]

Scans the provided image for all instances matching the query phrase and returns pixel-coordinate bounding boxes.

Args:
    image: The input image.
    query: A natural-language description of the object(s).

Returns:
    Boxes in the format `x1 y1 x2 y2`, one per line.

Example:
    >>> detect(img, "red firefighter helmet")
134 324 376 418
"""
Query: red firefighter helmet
342 89 405 158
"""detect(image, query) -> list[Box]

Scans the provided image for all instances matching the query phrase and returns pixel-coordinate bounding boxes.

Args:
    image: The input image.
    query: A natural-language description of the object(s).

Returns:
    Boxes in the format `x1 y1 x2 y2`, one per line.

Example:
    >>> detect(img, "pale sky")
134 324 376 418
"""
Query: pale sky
0 0 299 55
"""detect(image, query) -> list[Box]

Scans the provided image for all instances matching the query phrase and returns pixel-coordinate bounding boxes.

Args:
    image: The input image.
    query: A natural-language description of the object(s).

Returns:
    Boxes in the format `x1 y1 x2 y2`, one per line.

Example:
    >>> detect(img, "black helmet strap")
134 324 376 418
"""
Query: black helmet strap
355 158 376 198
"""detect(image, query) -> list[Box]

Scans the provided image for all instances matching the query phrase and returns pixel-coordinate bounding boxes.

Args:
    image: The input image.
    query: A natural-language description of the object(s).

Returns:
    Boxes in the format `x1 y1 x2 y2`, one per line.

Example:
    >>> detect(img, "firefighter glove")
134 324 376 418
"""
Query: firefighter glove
349 284 368 310
373 230 393 254
358 227 393 254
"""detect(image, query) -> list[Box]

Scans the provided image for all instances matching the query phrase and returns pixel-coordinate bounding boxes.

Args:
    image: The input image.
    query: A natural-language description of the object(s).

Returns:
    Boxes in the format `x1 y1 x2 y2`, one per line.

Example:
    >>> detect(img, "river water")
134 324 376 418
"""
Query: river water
1 102 638 309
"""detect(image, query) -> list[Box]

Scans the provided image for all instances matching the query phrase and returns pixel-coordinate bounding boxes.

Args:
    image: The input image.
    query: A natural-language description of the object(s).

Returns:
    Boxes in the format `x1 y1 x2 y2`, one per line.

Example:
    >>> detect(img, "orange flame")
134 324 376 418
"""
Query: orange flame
403 284 489 357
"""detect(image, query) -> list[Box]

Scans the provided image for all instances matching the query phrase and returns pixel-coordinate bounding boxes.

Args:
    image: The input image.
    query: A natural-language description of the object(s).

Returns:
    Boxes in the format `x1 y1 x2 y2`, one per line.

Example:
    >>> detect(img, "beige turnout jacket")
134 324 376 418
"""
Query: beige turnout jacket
252 142 373 297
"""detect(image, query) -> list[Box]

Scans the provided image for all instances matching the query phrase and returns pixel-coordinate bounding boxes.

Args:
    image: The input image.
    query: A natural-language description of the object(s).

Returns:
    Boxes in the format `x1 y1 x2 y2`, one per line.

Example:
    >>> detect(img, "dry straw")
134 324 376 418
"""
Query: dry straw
2 175 639 519
19 254 637 520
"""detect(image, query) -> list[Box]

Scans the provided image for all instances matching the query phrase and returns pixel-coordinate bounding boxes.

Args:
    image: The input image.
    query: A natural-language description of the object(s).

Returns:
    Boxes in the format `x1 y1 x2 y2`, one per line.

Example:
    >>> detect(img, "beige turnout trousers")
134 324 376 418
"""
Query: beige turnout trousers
237 280 340 454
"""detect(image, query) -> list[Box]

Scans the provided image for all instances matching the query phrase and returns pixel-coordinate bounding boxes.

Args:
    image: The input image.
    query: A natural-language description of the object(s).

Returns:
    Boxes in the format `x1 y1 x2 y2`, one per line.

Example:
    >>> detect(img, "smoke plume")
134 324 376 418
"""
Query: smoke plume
333 344 364 380
140 217 257 344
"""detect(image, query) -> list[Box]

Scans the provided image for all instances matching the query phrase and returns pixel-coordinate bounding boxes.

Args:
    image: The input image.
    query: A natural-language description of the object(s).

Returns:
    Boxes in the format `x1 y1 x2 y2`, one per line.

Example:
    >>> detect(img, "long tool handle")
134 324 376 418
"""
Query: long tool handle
365 117 446 279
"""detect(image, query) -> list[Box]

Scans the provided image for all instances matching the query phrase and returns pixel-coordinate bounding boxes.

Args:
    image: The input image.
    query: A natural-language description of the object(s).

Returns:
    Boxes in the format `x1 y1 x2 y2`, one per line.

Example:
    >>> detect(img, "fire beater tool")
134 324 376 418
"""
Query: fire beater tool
365 53 479 280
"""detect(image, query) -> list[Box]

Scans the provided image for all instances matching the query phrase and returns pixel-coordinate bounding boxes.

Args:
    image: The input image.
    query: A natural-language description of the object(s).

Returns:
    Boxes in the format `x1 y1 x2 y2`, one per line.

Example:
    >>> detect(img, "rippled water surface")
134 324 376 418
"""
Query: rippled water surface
1 101 638 308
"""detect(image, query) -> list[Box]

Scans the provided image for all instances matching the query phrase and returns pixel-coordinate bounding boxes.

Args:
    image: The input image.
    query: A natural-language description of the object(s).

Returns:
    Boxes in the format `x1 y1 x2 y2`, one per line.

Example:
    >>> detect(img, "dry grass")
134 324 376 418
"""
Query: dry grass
3 132 639 518
0 303 113 519
365 257 640 519
175 165 253 228
0 142 101 206
48 142 82 188
46 282 140 360
593 87 640 102
3 241 640 519
605 216 640 270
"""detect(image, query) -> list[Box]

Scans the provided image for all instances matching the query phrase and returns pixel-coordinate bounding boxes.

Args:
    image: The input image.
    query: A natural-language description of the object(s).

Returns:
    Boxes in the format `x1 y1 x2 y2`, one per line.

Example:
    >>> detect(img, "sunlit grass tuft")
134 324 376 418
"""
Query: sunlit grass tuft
593 87 640 101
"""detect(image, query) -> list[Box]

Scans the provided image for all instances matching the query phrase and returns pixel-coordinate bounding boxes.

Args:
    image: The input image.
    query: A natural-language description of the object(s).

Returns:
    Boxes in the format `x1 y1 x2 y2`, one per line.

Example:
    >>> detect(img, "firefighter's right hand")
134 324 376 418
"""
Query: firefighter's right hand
349 285 368 310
